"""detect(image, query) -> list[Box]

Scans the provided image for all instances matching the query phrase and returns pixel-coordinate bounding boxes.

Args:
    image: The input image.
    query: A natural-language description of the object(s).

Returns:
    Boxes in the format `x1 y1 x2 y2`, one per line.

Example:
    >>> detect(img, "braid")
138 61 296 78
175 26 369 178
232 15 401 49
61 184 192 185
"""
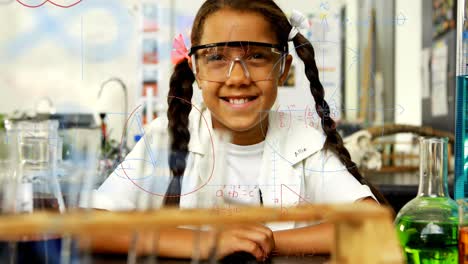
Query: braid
292 33 389 206
165 59 195 205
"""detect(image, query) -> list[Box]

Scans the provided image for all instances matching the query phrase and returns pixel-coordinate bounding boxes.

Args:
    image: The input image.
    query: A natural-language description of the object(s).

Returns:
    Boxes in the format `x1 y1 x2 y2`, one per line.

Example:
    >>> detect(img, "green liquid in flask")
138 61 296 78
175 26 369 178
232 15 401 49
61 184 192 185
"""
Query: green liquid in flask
455 75 468 199
396 215 458 264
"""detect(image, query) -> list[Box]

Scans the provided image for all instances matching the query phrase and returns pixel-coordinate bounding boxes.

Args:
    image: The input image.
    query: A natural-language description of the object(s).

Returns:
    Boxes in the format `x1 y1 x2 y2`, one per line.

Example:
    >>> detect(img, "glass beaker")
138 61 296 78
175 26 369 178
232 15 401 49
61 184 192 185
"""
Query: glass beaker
16 120 64 213
1 120 64 264
395 137 459 264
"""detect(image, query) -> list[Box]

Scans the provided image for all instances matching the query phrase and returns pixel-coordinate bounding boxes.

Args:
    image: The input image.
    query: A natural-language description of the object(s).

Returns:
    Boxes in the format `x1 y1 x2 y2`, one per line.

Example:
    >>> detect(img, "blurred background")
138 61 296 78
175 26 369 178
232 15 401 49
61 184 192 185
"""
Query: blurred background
0 0 462 212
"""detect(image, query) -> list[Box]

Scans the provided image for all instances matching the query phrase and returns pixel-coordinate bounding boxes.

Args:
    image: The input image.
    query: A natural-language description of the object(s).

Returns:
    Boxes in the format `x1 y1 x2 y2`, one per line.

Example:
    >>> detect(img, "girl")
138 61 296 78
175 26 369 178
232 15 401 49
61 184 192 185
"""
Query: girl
90 0 387 261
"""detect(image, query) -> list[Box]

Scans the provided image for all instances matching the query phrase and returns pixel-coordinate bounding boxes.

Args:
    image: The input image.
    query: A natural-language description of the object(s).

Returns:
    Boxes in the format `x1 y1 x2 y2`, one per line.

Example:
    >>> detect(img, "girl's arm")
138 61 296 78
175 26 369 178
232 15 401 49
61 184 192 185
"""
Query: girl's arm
273 197 378 255
87 228 199 258
88 198 378 258
88 224 275 261
273 222 334 255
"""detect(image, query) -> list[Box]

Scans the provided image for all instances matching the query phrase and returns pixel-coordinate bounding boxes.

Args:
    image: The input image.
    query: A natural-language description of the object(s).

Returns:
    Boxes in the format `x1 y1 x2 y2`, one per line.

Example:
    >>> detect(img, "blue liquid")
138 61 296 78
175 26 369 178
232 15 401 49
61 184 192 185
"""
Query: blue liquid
455 75 468 199
0 239 62 264
0 238 83 264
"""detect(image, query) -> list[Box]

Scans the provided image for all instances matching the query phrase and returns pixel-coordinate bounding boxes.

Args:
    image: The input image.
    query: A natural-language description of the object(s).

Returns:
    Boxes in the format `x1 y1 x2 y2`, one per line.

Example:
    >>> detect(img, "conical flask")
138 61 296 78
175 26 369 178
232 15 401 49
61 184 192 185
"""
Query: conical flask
395 137 458 264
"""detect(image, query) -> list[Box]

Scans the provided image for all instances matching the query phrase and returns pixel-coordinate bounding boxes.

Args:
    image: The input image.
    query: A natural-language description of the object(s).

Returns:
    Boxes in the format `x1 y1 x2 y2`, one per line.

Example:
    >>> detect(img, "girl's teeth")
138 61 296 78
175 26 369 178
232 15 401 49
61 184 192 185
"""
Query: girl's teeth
229 98 249 105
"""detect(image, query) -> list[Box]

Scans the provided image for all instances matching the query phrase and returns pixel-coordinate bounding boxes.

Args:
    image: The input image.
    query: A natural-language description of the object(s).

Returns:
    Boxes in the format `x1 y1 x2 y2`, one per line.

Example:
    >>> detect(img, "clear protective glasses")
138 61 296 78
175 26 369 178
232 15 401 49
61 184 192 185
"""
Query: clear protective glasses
189 41 288 83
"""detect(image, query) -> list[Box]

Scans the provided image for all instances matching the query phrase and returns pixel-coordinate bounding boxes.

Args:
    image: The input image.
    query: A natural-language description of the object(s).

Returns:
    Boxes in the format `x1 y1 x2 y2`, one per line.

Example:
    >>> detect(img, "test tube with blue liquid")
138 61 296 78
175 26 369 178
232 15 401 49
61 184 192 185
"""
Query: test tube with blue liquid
455 0 468 200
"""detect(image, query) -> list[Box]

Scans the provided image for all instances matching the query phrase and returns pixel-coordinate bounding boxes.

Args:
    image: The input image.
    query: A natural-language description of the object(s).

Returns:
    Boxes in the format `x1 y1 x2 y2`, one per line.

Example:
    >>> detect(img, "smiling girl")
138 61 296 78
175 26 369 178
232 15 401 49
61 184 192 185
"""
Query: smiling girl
91 0 387 261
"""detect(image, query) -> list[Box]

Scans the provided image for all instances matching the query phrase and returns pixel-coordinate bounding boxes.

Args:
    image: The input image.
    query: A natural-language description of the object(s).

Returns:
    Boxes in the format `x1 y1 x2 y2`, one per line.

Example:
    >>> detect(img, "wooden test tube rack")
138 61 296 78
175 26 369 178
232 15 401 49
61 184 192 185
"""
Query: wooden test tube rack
0 203 403 264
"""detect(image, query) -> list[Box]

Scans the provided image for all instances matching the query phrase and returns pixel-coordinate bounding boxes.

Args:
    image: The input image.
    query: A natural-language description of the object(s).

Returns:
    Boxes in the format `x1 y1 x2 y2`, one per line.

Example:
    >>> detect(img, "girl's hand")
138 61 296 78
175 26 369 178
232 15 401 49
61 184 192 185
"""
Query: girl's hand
202 224 275 262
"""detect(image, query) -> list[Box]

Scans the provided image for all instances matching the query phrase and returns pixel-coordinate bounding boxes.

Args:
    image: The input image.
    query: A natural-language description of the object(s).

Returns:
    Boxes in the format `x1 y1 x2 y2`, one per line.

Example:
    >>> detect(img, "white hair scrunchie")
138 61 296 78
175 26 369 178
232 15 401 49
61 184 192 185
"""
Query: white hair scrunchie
288 9 309 41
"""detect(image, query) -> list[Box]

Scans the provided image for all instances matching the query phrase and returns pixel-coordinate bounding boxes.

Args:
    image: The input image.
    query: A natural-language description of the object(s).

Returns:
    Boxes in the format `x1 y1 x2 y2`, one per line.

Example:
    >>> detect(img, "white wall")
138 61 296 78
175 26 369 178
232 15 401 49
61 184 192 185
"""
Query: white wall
395 0 422 126
344 0 359 121
0 0 155 144
275 0 346 116
0 0 140 112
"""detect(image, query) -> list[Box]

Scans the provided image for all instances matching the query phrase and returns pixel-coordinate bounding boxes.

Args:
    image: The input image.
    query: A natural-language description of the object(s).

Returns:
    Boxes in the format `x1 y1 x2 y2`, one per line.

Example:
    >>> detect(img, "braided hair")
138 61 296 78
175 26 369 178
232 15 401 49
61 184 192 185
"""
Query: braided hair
167 0 388 205
165 60 194 205
291 33 388 204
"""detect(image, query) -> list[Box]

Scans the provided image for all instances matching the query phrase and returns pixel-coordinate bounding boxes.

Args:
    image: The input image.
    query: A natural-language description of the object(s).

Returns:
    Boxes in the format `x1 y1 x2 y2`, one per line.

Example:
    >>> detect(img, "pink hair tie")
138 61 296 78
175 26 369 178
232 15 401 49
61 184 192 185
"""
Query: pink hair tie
171 34 190 65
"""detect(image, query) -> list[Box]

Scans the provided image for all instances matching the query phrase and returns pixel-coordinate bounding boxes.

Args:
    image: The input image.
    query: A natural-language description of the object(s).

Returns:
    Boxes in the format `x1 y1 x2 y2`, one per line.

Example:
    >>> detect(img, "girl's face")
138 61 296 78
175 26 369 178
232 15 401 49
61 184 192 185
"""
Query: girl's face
193 8 292 145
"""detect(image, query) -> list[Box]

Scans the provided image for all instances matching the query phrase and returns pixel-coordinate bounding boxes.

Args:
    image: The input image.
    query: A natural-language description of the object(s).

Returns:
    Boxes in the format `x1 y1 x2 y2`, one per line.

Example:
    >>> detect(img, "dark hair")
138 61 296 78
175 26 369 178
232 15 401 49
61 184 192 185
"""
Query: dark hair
166 0 388 205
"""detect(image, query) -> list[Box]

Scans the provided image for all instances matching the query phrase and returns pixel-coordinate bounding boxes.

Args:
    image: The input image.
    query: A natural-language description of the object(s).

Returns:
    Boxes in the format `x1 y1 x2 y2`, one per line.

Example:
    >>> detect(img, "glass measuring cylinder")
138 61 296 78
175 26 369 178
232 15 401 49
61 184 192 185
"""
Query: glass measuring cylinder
455 0 468 200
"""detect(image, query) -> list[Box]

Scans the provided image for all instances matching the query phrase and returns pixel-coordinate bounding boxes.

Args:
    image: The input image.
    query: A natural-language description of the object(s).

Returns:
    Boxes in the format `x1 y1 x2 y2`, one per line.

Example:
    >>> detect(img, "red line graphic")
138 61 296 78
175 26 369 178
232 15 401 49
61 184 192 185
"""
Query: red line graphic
280 184 312 212
16 0 82 8
120 98 216 198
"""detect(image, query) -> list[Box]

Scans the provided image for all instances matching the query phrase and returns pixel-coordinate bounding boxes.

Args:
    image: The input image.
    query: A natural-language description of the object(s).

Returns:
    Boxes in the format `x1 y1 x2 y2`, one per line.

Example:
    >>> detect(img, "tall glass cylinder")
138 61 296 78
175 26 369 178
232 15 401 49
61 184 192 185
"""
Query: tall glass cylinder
0 122 17 214
58 128 100 264
0 121 19 264
395 138 458 264
455 0 468 199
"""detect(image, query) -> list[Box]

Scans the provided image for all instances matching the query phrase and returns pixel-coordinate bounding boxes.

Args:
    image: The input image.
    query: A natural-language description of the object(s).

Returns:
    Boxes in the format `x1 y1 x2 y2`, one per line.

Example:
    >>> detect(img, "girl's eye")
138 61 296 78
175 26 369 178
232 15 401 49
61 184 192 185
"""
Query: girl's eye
250 53 265 59
248 52 272 62
206 54 225 62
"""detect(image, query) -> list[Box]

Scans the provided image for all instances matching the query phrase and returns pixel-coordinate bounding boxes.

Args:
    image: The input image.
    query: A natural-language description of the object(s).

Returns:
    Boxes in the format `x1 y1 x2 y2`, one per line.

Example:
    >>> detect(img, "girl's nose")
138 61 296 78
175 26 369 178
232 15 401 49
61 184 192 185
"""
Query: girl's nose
225 60 252 86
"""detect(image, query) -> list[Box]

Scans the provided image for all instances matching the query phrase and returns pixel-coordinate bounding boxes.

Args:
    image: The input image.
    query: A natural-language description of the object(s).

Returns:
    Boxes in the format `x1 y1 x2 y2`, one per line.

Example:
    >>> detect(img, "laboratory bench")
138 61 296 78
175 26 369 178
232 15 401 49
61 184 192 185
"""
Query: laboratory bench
366 172 455 212
93 254 329 264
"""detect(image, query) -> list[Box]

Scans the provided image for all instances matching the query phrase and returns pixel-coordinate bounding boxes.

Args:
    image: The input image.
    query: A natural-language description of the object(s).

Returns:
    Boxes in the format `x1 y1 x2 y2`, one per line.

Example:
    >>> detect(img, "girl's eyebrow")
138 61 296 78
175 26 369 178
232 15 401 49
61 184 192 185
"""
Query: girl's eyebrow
201 46 245 54
198 47 217 55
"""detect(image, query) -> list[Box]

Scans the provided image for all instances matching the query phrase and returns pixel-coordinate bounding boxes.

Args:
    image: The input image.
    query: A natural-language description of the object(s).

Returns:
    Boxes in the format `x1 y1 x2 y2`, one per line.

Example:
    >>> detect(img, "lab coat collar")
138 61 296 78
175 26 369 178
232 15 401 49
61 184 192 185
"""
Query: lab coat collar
187 103 212 156
265 103 326 166
260 103 326 230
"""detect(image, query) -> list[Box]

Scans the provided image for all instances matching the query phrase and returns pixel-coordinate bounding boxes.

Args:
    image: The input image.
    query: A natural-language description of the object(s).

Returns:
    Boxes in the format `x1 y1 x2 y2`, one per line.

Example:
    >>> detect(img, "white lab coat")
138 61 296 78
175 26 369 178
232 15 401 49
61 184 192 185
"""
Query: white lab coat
92 103 375 230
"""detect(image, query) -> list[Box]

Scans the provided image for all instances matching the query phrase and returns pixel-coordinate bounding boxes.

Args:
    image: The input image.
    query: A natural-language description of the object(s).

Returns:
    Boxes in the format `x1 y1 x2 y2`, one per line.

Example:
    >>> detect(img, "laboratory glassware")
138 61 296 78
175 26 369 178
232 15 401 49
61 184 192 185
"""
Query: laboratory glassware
395 138 458 264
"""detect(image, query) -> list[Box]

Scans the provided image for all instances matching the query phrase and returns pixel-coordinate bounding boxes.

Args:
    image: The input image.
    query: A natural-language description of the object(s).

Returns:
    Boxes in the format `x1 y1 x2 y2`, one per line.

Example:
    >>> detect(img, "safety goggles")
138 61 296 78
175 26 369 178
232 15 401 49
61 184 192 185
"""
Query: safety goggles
189 41 288 83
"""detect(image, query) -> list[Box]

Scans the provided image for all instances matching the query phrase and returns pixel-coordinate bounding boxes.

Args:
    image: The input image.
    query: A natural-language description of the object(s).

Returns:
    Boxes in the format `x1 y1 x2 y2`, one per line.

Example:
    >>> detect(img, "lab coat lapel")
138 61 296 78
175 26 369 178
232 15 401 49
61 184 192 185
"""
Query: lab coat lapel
195 104 215 185
260 106 325 230
261 106 326 208
179 103 216 208
181 104 226 208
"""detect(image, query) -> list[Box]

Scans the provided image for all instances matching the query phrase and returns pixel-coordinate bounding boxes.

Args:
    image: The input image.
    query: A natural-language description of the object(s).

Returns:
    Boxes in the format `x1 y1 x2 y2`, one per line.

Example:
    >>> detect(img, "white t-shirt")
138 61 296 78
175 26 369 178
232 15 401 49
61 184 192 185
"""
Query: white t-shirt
223 141 264 206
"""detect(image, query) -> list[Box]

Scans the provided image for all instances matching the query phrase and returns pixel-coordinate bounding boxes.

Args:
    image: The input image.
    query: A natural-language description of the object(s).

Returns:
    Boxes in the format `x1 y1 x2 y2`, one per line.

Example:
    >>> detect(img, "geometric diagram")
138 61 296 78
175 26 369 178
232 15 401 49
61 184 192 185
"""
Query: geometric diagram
16 0 82 8
117 98 215 198
280 184 312 211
